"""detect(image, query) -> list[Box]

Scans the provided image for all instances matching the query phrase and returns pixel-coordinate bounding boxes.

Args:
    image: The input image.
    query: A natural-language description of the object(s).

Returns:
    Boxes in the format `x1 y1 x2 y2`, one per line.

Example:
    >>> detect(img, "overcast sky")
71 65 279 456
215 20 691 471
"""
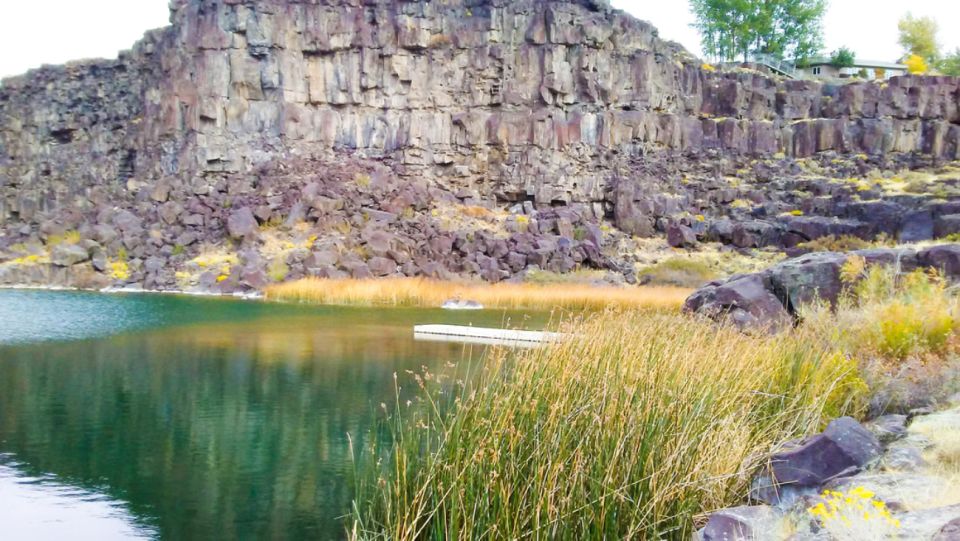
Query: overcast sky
1 0 958 79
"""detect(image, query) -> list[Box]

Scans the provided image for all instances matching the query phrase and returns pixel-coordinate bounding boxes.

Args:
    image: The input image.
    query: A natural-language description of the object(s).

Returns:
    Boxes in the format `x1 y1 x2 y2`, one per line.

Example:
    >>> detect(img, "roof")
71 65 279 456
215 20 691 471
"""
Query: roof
801 57 907 70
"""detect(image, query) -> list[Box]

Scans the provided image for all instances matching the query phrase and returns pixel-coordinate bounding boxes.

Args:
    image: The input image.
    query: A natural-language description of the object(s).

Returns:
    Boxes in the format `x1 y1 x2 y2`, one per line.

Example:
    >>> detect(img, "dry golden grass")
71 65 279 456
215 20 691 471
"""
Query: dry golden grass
265 277 691 311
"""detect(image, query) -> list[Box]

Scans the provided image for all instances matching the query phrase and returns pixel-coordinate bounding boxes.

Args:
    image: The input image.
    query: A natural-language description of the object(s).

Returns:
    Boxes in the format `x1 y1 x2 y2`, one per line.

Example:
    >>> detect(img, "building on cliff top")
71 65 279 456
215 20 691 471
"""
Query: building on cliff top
797 57 908 81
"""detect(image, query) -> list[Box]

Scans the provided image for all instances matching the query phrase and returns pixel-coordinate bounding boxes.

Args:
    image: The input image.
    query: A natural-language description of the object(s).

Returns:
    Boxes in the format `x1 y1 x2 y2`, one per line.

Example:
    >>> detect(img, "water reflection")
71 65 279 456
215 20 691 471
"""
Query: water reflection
0 291 543 539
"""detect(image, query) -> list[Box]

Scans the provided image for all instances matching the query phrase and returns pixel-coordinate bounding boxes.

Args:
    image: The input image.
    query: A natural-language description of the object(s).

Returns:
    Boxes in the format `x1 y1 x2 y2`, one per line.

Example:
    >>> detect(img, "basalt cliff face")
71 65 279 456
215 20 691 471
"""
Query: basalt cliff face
1 0 960 291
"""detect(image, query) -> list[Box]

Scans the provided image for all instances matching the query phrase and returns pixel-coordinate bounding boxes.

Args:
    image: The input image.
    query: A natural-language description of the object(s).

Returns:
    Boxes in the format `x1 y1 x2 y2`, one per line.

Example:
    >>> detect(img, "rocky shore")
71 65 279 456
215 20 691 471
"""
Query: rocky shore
701 405 960 540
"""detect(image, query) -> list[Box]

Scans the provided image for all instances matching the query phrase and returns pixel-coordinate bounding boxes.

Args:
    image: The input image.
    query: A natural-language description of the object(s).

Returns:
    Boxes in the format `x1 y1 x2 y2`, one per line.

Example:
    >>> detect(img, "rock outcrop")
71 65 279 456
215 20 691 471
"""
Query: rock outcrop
2 0 960 291
684 245 960 330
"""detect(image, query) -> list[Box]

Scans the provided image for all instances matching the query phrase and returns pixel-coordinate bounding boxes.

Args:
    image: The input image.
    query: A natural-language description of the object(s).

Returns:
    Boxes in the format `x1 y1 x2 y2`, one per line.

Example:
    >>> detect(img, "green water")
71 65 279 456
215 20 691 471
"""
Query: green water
0 290 543 540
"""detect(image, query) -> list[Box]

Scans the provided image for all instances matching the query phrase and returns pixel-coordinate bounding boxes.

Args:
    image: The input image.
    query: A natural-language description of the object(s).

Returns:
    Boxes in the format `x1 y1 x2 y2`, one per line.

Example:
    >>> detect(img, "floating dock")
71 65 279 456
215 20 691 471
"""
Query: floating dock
413 324 562 347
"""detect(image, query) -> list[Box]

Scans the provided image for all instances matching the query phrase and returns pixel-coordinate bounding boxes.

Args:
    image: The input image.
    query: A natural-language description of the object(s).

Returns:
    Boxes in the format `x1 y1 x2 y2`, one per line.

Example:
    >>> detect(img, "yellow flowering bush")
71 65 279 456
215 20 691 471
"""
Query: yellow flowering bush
109 260 130 281
905 54 928 74
808 487 900 540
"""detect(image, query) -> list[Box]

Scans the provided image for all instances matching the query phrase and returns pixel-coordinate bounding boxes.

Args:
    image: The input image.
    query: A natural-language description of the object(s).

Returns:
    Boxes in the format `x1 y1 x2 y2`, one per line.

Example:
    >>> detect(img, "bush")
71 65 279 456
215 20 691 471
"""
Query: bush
638 257 717 288
803 259 957 362
798 235 874 252
351 313 864 540
267 257 289 282
905 54 928 74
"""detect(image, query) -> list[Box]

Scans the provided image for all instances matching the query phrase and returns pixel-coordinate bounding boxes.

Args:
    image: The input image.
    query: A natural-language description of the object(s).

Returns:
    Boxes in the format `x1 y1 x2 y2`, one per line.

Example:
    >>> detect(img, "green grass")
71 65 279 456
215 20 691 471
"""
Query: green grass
350 312 865 540
638 257 718 288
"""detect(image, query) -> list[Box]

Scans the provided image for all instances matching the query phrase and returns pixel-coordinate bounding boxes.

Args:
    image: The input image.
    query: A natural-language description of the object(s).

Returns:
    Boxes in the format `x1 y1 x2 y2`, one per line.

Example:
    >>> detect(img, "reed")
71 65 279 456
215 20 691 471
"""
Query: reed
350 311 866 540
265 277 691 311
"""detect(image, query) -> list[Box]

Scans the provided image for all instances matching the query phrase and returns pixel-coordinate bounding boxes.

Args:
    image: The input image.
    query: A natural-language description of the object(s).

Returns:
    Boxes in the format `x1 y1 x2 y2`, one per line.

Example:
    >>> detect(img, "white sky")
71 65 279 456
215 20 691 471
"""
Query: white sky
1 0 959 79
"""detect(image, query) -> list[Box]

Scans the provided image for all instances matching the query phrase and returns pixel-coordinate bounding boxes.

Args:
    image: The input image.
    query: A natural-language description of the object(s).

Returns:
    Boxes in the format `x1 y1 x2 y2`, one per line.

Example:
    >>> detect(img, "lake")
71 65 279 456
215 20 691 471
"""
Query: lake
0 290 543 540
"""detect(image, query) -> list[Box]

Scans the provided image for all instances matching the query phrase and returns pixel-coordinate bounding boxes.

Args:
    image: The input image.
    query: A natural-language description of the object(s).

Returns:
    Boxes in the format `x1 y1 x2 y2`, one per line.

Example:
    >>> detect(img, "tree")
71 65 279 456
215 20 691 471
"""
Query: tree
690 0 827 63
898 13 939 64
830 47 855 69
939 49 960 76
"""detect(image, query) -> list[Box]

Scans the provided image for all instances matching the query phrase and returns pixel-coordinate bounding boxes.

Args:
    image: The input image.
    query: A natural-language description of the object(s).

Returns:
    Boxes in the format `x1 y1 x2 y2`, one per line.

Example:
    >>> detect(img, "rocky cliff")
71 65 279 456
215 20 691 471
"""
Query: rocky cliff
2 0 960 291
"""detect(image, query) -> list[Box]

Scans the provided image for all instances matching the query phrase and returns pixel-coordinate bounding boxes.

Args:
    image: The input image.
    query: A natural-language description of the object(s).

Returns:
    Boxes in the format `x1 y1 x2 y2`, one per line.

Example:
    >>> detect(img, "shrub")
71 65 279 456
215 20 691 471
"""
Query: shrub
798 235 873 252
808 487 900 539
47 230 82 246
459 205 493 219
905 54 928 74
355 173 372 188
267 257 290 282
109 260 130 281
638 257 718 288
802 261 958 362
351 312 864 539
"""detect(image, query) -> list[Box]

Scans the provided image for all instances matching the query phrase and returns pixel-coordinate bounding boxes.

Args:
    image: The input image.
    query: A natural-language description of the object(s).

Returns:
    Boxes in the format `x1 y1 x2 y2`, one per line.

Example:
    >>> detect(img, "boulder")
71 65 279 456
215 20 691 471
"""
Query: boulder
935 214 960 238
899 210 934 242
368 256 396 277
682 274 792 331
865 414 908 445
50 244 90 267
226 207 258 239
666 223 697 248
918 245 960 279
767 252 847 310
769 417 881 488
701 506 783 541
935 518 960 541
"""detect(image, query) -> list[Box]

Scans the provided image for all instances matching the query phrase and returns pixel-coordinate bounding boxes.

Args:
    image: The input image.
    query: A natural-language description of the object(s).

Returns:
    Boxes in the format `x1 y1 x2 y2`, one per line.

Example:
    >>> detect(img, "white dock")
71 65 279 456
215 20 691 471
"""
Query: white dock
413 324 562 347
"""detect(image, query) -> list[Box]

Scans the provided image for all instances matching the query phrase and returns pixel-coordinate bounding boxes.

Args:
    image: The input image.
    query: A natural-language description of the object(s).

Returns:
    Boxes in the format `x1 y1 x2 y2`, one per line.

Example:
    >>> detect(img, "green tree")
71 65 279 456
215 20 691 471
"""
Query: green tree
830 47 856 69
690 0 827 62
898 13 939 64
939 49 960 76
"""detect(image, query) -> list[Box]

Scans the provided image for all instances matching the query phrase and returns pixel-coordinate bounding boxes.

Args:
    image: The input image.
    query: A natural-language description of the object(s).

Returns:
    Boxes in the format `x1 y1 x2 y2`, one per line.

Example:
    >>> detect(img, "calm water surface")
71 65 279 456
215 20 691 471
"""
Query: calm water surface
0 290 544 540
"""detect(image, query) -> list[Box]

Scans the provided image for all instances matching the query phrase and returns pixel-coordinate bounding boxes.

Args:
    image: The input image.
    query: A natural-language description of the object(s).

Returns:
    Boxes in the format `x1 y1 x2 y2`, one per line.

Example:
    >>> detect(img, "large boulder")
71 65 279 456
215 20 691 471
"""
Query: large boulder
918 245 960 279
769 417 881 488
50 243 90 267
682 274 792 331
226 207 259 239
767 252 847 310
666 223 698 248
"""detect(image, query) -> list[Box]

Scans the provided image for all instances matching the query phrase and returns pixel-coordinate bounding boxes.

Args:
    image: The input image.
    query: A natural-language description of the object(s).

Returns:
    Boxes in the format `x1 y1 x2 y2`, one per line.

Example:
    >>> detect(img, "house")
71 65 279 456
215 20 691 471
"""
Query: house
796 57 908 81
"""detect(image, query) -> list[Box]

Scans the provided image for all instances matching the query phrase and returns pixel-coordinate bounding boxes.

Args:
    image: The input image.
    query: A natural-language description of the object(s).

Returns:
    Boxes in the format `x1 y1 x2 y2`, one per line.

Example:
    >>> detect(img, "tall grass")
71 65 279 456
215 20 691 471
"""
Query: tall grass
350 312 866 540
266 277 691 312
